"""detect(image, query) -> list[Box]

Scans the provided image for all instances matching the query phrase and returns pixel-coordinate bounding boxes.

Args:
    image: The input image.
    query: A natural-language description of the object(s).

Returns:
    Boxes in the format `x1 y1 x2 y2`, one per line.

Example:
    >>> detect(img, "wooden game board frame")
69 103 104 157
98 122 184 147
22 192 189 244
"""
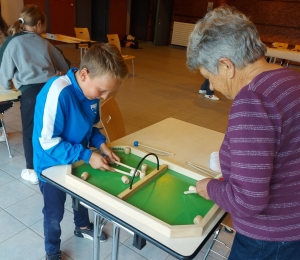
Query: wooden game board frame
65 145 220 238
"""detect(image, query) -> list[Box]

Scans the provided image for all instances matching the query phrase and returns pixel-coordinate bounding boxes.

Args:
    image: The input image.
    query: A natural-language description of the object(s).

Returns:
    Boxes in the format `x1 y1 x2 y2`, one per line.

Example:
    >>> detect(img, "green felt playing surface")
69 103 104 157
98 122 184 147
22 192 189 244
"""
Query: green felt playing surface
125 169 214 225
72 152 157 196
72 151 214 225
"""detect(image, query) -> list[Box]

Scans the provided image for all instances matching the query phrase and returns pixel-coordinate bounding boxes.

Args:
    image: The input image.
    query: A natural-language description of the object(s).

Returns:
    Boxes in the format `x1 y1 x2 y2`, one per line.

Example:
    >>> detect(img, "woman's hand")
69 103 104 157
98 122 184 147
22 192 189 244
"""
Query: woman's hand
100 143 120 164
196 178 213 200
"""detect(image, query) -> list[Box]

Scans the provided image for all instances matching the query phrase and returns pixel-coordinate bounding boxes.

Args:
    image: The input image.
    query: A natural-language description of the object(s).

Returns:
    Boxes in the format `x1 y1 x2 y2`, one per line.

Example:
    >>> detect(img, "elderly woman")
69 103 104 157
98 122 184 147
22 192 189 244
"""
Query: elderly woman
187 5 300 260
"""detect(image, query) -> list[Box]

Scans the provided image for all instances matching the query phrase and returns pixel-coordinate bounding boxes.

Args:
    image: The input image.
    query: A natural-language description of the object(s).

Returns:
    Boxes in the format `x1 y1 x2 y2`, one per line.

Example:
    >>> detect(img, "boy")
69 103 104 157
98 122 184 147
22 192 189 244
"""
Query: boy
33 43 128 260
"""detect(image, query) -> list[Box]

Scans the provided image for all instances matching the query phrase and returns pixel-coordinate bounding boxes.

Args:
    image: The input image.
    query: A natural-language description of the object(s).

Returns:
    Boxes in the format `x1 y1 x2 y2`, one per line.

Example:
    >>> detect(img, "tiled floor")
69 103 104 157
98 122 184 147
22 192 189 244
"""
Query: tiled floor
0 41 242 260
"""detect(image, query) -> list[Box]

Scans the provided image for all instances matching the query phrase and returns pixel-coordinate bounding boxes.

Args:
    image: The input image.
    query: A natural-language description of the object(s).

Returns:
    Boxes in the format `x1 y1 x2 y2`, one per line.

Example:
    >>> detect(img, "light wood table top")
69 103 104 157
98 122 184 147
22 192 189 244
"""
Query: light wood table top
42 118 226 258
42 33 97 45
0 88 21 102
266 47 300 63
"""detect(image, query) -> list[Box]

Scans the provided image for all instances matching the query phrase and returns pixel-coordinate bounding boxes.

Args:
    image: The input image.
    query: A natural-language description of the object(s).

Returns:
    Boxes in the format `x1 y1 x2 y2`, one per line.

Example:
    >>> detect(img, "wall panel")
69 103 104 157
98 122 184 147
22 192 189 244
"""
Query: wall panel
109 0 128 39
171 0 300 46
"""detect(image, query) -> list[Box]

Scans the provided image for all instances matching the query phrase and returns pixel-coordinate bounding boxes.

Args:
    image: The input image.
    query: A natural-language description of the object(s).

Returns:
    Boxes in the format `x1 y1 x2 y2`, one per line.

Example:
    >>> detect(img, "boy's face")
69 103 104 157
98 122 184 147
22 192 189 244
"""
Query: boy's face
77 69 122 100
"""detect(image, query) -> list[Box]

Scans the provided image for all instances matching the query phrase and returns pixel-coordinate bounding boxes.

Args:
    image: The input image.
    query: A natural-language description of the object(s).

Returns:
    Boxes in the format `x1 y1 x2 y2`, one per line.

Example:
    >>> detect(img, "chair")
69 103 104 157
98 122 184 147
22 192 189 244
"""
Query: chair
272 42 288 49
285 45 300 66
270 42 289 65
0 101 14 157
100 96 126 143
107 34 135 76
74 27 91 62
203 223 234 259
291 45 300 52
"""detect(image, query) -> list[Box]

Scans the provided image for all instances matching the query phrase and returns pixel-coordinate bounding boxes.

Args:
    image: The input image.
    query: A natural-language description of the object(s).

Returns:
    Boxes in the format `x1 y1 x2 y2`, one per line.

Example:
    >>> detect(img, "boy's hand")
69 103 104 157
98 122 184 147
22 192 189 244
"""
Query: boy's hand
100 143 120 164
89 152 113 171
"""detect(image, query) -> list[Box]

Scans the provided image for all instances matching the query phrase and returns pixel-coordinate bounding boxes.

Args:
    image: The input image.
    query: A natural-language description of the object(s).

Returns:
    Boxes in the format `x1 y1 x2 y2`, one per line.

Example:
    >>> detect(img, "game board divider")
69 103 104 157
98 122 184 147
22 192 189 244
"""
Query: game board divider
117 164 168 200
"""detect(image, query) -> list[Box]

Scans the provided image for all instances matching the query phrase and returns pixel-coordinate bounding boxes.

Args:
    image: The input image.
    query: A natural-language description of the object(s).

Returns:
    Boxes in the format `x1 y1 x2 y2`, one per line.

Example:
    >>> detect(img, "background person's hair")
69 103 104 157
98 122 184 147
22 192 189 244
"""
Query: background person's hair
0 15 8 37
0 14 8 47
8 4 46 36
80 43 128 80
187 5 267 74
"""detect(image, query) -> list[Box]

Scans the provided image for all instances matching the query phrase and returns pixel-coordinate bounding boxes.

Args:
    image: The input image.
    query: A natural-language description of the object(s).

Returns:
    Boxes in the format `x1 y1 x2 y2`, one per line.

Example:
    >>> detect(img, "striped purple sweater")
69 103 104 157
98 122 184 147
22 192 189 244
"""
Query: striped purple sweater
207 68 300 241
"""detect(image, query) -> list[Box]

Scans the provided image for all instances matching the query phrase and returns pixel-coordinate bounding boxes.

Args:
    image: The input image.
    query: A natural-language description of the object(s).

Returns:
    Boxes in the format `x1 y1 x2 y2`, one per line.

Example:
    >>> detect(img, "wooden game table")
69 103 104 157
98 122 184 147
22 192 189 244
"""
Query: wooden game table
41 118 226 260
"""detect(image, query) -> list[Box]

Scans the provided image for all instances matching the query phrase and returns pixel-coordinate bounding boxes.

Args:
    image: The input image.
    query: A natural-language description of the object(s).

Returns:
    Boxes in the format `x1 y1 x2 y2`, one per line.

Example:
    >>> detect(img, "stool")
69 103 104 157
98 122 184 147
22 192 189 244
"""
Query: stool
0 101 14 158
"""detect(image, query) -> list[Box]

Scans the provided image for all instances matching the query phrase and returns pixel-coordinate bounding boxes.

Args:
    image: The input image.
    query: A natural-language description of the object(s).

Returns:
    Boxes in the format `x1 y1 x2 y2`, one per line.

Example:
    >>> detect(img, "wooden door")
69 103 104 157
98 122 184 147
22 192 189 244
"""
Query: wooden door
109 0 128 39
154 0 174 46
91 0 109 42
130 0 150 41
49 0 75 36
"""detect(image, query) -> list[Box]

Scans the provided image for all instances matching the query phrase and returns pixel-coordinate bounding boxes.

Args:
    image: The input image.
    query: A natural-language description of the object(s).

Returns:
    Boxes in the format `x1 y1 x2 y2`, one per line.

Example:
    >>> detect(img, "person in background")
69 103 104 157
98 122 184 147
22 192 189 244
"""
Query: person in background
0 5 69 184
0 13 9 142
33 43 128 260
187 5 300 260
199 78 219 100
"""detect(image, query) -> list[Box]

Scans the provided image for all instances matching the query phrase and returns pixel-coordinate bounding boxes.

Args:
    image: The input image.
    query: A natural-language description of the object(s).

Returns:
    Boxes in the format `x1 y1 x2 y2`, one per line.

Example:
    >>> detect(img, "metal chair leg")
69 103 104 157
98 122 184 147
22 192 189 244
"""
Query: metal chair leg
203 225 233 260
0 118 12 158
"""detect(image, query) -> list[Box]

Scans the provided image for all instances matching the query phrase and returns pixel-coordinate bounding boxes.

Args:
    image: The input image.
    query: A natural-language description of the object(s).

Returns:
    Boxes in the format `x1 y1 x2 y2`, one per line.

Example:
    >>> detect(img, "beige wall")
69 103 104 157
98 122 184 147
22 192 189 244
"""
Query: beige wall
1 0 23 26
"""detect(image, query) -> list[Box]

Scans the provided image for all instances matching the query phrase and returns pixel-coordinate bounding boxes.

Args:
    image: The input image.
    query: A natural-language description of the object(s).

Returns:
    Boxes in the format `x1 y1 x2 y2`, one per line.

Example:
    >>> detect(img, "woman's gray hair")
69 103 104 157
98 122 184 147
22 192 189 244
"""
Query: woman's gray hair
187 5 267 74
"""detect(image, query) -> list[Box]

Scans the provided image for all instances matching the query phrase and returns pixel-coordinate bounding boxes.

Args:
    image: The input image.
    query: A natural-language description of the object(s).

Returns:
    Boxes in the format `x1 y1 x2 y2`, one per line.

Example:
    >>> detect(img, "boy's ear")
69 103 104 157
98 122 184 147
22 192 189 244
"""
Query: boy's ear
79 68 88 81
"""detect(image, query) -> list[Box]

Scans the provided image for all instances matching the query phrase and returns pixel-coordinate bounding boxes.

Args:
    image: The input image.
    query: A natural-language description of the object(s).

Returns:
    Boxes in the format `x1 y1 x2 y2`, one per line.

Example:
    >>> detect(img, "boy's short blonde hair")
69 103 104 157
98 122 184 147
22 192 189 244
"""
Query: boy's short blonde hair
80 43 128 80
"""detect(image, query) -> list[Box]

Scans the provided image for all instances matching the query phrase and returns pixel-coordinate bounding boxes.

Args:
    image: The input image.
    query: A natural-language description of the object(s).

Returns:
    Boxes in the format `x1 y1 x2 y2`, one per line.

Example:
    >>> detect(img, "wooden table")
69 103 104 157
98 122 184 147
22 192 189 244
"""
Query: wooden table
266 47 300 63
0 87 21 157
0 88 21 102
42 33 96 46
41 118 226 260
42 33 97 61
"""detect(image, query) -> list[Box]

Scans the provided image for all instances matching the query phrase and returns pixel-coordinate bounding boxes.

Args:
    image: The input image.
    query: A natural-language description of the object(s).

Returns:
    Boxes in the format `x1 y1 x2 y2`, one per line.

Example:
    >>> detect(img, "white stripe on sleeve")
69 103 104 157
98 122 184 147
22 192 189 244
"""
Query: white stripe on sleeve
39 76 70 150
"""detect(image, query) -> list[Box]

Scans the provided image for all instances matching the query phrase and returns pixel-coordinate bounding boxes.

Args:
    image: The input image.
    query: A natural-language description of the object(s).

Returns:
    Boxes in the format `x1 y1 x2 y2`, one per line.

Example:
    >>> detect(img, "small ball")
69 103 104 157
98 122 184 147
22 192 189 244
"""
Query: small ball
189 186 196 191
193 215 203 224
140 170 146 179
141 164 147 172
124 147 131 154
121 176 129 184
81 172 89 181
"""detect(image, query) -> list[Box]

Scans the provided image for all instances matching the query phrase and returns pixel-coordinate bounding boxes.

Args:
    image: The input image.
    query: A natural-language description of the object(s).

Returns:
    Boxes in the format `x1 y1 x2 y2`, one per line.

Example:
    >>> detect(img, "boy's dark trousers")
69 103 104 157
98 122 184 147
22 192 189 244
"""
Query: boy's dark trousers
39 181 90 255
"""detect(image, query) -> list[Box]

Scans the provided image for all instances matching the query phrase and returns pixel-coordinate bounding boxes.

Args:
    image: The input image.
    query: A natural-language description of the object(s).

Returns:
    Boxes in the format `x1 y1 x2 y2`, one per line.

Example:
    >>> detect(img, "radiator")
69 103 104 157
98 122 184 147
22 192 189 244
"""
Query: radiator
171 22 195 47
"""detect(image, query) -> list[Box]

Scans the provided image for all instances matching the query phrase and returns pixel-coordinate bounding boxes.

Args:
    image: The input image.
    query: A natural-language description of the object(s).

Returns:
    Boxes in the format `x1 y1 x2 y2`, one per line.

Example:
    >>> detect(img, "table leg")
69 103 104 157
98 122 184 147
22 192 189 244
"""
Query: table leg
93 213 108 260
131 59 134 76
110 221 135 260
80 202 108 260
80 48 83 61
111 224 120 260
93 213 101 260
